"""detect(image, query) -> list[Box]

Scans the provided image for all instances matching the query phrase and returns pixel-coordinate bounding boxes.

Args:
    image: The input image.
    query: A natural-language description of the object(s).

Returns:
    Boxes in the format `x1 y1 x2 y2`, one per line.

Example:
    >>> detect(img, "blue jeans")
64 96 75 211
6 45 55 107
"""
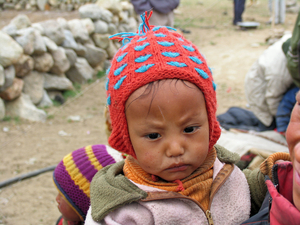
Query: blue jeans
233 0 246 25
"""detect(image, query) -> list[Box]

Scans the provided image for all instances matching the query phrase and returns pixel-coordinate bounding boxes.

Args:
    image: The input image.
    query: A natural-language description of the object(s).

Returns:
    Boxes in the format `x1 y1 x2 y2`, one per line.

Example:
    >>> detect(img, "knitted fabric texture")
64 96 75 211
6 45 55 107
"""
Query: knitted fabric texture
260 152 290 180
123 148 216 211
53 144 124 221
106 11 221 158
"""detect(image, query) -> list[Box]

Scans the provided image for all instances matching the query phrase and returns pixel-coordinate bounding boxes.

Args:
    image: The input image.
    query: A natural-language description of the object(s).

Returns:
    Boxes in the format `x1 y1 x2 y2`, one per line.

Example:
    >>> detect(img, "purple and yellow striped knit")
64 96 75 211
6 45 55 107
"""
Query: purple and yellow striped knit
53 144 124 220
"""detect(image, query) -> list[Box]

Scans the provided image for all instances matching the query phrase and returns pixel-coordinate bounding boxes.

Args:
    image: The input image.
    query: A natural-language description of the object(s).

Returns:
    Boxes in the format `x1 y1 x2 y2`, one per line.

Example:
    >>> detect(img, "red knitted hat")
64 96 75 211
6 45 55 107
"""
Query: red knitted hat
106 11 221 158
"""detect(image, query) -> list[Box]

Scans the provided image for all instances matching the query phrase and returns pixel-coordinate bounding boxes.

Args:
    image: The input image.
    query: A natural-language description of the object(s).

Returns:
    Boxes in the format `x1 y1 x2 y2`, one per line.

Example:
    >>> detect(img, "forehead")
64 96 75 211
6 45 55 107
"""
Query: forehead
125 79 205 112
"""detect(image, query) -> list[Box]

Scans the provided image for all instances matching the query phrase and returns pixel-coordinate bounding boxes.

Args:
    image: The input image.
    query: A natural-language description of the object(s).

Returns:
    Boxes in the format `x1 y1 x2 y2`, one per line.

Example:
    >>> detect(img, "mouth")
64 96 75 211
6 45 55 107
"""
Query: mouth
166 163 188 172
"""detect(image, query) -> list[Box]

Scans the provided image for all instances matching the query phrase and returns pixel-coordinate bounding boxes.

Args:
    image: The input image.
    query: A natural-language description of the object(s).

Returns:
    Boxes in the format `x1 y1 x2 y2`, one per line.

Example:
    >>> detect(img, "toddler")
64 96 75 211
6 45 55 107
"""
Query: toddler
85 12 251 225
53 144 124 225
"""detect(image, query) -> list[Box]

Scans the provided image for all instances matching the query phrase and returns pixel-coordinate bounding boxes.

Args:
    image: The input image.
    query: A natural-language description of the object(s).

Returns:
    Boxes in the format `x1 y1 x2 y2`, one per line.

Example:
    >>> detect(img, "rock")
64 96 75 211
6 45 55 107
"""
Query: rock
14 27 35 55
22 71 45 104
33 52 54 72
42 36 58 52
39 20 65 45
33 29 47 55
0 65 4 87
64 49 77 67
74 43 86 57
84 44 107 67
37 0 47 10
121 1 135 17
79 4 113 22
92 33 110 49
61 29 78 50
96 0 121 16
0 78 24 101
1 24 18 36
5 93 47 122
44 73 73 91
37 89 53 108
66 57 94 84
106 39 118 59
50 47 70 75
111 15 120 26
0 98 5 120
48 0 59 7
9 14 31 30
119 10 129 22
0 31 23 67
127 17 138 32
0 65 16 92
66 4 74 11
31 23 45 35
3 3 15 10
68 19 89 43
94 19 108 34
118 17 137 33
81 18 95 35
14 54 34 77
108 23 117 34
85 37 96 46
56 17 69 30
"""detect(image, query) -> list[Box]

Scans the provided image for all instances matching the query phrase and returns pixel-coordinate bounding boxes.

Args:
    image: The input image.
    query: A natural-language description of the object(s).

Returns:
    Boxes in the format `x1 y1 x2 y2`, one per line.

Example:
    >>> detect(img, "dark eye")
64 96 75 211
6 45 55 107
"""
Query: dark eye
146 133 161 140
184 126 198 133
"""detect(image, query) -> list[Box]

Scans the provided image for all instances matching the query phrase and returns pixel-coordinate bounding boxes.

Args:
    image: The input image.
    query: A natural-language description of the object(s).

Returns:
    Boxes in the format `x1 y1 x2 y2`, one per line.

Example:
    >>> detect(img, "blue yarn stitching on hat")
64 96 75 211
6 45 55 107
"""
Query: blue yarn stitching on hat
189 56 202 64
177 37 184 42
213 82 217 90
107 95 111 105
167 61 187 67
195 68 208 79
182 45 195 52
135 54 152 63
154 33 167 37
135 64 155 73
152 26 162 31
137 37 147 42
114 76 127 90
152 26 176 32
117 53 128 62
134 43 150 51
157 41 174 47
114 63 127 76
161 52 180 58
105 78 109 90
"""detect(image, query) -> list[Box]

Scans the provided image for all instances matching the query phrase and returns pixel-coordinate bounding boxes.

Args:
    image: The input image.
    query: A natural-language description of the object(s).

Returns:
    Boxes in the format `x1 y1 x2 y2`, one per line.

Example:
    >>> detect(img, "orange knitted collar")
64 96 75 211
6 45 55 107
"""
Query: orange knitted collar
124 148 216 211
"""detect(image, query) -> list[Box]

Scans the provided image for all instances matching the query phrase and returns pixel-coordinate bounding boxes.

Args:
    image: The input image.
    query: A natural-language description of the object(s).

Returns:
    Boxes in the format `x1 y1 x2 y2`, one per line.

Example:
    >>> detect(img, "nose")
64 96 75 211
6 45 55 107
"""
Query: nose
165 136 185 157
56 193 61 204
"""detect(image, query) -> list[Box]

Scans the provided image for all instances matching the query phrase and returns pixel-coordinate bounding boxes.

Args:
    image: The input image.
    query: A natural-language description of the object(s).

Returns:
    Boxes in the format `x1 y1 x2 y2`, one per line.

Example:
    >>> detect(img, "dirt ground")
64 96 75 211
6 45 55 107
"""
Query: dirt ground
0 0 298 224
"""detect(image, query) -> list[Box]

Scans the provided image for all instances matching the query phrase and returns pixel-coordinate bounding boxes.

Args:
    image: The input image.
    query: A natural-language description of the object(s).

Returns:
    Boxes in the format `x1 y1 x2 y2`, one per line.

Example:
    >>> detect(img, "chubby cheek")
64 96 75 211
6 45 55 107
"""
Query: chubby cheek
136 151 160 171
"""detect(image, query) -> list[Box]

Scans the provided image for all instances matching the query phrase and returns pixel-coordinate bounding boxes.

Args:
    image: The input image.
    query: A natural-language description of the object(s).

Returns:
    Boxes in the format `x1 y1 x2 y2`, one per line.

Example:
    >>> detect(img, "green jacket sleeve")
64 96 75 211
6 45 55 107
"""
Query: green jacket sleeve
243 168 267 216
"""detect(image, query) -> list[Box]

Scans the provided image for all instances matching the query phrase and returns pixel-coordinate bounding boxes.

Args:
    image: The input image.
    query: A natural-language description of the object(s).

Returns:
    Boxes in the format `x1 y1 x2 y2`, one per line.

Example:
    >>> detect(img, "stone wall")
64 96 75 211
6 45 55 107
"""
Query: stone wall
0 0 99 11
0 0 138 122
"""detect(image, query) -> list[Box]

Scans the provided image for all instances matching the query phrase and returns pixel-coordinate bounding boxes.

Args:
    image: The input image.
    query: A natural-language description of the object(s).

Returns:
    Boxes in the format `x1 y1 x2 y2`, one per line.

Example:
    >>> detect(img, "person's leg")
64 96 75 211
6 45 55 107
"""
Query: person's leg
268 0 273 23
279 0 285 24
274 0 279 24
148 10 169 26
233 0 246 25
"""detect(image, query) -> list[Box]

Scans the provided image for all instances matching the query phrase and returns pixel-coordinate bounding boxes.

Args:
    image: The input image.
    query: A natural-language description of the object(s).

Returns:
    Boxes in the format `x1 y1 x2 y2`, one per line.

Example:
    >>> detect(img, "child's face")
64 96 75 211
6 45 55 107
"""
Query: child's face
56 193 82 222
286 90 300 211
125 79 210 181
